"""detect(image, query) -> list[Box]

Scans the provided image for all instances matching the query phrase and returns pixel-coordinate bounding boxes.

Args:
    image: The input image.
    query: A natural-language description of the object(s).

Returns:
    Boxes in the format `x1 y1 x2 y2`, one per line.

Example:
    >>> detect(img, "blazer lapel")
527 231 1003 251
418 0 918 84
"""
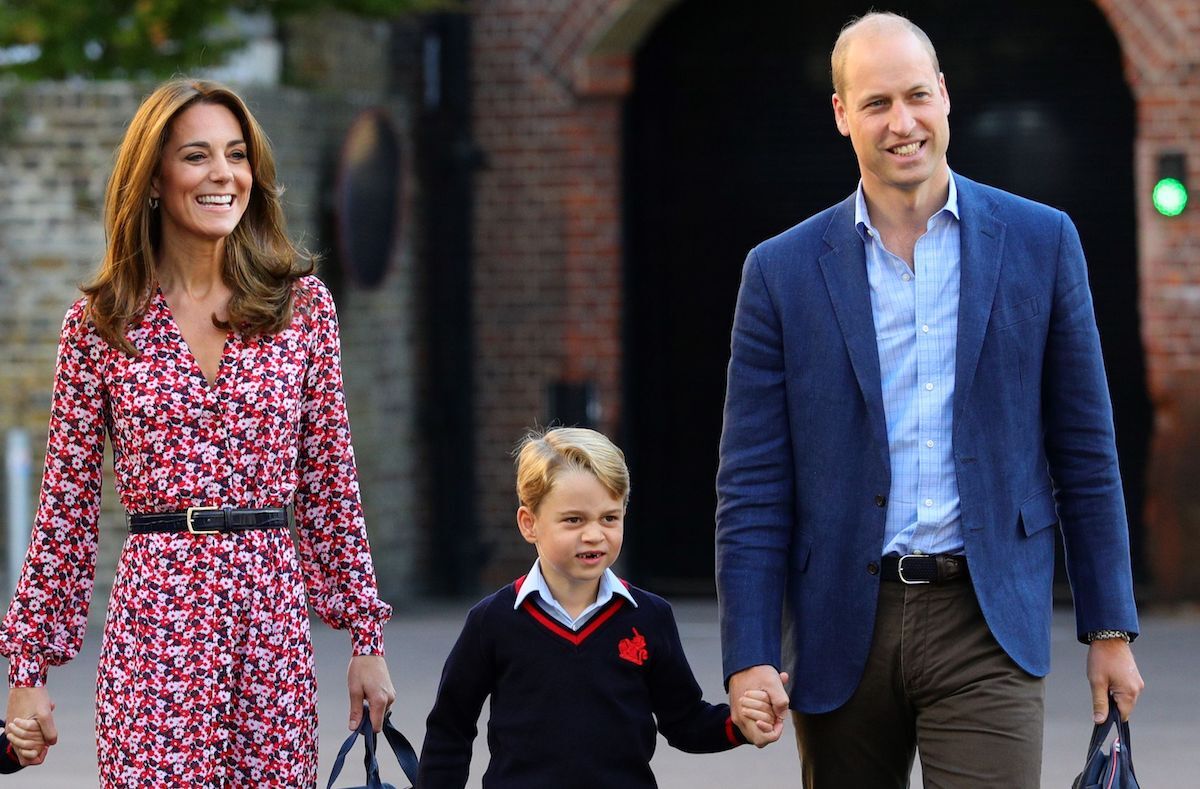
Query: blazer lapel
818 196 890 470
953 175 1007 429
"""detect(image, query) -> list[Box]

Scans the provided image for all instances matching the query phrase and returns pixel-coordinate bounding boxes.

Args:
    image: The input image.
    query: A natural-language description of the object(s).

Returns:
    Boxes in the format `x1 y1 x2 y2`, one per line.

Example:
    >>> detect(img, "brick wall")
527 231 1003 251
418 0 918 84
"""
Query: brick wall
1097 0 1200 597
0 77 423 622
247 85 424 605
470 0 1200 597
0 83 140 619
470 1 634 586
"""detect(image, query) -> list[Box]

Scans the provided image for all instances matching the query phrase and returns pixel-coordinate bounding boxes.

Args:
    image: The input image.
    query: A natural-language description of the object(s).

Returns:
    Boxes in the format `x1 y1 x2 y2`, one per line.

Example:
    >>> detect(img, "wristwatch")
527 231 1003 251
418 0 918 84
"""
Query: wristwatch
1085 629 1131 643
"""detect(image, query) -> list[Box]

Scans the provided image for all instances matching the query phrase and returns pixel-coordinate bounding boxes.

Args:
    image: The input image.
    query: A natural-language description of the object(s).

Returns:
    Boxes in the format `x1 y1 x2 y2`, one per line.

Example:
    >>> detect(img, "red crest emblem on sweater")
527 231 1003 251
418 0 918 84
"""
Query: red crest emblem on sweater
618 627 649 665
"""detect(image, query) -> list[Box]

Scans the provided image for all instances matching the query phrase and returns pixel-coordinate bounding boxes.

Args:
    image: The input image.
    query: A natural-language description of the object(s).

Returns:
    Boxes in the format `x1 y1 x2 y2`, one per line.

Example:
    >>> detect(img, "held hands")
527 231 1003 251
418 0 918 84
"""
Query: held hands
6 717 48 766
4 686 57 766
730 666 790 748
1086 638 1144 723
347 654 396 733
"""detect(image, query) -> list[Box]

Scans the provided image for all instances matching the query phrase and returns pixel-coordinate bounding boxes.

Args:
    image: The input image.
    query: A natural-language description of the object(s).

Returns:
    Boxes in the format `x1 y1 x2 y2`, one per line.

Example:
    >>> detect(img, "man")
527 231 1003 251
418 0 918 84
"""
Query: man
715 11 1144 786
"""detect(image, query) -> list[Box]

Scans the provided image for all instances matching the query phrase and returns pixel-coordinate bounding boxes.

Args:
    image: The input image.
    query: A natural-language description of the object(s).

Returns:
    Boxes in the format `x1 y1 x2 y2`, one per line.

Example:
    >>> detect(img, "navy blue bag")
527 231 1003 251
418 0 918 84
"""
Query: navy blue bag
326 704 420 789
1072 695 1140 789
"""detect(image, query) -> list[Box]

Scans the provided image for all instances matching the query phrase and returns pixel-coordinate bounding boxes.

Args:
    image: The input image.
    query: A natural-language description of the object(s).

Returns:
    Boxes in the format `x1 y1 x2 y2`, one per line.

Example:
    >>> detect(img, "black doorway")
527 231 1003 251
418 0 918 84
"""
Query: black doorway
622 0 1148 592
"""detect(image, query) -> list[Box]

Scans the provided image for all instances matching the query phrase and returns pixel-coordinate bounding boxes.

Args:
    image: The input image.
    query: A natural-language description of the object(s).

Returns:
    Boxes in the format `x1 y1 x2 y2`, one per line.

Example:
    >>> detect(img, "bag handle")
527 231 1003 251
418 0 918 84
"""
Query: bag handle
327 716 372 789
379 713 421 782
326 703 421 789
1083 693 1135 768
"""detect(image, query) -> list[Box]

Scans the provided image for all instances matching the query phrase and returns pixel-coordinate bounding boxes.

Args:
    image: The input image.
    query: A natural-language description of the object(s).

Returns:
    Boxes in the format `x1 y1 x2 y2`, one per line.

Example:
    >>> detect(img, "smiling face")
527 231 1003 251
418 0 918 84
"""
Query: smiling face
151 101 253 248
517 468 625 606
832 25 950 203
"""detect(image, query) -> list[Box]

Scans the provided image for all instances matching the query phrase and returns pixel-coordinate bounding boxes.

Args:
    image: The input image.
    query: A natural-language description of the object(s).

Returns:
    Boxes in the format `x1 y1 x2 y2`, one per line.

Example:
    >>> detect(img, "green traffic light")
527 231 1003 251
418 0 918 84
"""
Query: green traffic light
1152 177 1188 217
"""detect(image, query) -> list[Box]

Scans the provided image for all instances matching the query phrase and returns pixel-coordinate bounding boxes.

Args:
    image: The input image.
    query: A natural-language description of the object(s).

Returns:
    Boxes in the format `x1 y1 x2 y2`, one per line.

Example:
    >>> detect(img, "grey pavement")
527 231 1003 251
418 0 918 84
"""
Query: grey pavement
5 600 1198 788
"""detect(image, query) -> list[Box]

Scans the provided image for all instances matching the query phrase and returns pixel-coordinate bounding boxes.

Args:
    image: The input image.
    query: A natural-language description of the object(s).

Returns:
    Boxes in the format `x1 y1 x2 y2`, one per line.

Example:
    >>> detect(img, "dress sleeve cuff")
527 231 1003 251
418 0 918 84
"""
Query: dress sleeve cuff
7 653 48 687
349 621 386 656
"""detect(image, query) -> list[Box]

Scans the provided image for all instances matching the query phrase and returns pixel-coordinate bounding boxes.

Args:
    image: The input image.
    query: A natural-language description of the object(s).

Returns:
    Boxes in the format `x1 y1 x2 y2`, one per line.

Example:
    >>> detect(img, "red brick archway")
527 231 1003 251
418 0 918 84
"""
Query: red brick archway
471 0 1200 597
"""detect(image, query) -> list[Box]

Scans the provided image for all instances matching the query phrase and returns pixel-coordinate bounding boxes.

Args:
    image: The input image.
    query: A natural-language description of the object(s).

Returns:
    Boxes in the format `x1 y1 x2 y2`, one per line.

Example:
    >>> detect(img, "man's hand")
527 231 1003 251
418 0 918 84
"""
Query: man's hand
734 671 791 747
4 687 57 766
1086 638 1144 722
348 655 397 733
728 665 789 747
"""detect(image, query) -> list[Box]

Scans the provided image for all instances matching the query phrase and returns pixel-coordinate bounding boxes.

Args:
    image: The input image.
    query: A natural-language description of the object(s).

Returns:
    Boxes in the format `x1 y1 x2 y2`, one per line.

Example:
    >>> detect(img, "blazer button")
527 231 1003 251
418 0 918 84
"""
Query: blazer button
875 494 887 507
867 562 880 575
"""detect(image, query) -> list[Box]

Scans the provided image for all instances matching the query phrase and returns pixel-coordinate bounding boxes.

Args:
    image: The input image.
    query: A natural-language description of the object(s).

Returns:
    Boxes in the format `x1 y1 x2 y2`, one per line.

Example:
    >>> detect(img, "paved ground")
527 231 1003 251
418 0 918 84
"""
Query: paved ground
5 600 1198 788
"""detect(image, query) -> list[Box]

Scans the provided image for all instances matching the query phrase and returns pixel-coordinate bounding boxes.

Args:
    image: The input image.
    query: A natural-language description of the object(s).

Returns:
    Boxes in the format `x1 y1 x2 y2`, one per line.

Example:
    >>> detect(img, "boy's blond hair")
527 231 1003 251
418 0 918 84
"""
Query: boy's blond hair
514 427 630 512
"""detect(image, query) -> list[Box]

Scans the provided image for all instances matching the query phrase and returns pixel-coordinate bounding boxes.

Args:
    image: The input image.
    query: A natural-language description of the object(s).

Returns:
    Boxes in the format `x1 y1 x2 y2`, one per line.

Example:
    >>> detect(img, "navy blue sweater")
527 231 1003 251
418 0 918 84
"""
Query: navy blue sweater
417 578 745 788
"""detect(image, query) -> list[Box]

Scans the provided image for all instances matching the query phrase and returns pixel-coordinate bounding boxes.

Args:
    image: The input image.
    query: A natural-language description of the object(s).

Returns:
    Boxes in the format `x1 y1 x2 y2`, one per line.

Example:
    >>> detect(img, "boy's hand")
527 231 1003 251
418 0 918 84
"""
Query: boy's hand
733 670 789 747
6 716 48 766
4 688 56 766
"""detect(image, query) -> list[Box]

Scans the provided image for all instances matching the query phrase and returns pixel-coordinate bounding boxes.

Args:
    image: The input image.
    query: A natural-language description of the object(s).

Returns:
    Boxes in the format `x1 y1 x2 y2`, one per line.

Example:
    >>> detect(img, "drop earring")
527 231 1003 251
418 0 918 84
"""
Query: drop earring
149 196 160 210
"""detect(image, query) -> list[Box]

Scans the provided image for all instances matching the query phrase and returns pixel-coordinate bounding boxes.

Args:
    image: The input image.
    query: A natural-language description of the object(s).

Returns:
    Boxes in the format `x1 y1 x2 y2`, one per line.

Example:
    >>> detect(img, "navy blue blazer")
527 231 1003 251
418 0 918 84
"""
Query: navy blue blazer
716 174 1139 714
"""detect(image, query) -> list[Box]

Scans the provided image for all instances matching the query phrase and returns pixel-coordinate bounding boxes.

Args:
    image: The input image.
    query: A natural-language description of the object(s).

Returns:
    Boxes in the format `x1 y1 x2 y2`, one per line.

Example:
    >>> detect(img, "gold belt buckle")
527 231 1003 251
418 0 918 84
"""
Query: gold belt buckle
186 506 221 535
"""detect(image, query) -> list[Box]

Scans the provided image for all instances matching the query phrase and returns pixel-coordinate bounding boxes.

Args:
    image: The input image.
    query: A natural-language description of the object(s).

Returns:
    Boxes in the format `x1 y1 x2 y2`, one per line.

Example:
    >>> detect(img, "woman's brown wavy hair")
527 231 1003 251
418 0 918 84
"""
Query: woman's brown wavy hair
82 78 315 355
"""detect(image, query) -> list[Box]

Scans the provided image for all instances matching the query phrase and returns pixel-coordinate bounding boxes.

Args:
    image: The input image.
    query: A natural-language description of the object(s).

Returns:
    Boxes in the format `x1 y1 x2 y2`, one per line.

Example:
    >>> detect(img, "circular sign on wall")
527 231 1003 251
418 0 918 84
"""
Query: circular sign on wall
335 109 402 288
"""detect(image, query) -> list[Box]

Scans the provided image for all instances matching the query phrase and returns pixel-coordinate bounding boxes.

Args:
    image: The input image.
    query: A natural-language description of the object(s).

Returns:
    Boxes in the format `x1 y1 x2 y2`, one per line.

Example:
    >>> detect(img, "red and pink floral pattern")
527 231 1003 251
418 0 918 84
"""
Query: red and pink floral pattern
0 276 391 786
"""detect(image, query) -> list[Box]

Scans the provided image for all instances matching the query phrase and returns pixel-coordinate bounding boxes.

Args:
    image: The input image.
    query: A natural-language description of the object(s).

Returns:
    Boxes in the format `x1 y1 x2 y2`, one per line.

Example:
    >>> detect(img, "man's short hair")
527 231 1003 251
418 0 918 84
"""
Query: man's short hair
831 11 941 97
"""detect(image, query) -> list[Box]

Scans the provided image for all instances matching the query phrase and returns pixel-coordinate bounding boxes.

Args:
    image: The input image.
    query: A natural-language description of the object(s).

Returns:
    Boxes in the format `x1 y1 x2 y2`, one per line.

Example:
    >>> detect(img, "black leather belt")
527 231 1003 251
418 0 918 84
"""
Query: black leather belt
127 507 290 535
881 554 968 584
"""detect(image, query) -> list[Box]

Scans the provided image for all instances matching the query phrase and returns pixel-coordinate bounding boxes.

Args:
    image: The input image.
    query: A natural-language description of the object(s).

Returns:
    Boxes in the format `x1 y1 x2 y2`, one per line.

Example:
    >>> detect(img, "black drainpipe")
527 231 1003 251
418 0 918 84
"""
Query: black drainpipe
414 11 483 596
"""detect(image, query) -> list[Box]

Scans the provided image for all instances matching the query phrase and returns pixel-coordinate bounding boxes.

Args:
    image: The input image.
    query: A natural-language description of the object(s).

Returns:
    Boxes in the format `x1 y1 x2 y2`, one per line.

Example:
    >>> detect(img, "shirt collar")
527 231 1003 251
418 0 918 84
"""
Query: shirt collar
854 170 960 242
514 559 637 611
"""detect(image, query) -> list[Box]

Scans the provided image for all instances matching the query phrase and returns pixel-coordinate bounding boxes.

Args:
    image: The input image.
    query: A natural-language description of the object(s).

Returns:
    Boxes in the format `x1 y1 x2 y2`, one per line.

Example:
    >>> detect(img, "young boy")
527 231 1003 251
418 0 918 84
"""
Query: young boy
417 427 784 788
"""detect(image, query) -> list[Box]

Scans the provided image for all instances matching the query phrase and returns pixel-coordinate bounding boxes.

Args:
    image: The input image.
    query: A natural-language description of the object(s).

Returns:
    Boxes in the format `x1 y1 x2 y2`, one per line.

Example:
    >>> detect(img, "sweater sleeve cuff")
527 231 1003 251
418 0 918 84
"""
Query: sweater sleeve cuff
7 653 48 687
349 621 386 656
725 715 749 746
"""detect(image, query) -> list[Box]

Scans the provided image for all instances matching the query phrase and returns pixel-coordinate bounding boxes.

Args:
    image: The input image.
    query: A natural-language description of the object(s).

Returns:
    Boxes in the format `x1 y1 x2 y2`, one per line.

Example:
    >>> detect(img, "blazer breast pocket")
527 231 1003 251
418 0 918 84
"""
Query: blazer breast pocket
990 296 1040 331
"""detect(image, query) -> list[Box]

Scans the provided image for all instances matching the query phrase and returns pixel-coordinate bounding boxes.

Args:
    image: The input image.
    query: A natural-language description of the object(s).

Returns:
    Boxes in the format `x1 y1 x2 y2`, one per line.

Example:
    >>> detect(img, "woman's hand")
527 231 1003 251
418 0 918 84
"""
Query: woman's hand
5 687 57 765
347 655 396 733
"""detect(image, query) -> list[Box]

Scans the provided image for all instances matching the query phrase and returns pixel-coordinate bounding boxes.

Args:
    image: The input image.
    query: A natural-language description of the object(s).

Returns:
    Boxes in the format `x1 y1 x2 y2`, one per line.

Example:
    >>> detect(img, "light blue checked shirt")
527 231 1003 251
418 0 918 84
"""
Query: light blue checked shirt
855 175 963 556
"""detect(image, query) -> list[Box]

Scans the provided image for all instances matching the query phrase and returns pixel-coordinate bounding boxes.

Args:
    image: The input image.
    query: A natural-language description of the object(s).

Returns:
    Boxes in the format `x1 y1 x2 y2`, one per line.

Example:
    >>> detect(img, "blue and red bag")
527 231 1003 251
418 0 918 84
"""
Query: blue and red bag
326 704 419 789
1072 695 1140 789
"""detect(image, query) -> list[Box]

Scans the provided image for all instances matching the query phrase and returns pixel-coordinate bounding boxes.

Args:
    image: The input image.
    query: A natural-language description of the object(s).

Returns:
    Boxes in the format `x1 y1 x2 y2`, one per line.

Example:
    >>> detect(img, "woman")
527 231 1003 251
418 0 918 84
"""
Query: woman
0 79 395 786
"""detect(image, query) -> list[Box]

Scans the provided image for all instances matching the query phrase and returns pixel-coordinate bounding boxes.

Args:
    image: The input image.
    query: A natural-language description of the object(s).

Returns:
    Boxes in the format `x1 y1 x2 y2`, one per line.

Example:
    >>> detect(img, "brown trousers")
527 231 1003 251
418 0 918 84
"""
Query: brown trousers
792 579 1044 788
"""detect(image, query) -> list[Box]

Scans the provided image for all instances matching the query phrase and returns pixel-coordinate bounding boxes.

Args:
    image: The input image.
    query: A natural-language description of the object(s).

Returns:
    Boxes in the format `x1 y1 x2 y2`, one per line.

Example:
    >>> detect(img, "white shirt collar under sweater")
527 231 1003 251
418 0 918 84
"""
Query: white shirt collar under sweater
514 559 637 631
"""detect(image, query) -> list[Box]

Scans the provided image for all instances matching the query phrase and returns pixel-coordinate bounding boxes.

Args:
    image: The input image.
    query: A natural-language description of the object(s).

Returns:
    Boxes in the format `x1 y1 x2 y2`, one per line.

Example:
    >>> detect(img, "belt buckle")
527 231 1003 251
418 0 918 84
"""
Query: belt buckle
897 554 931 585
185 506 221 535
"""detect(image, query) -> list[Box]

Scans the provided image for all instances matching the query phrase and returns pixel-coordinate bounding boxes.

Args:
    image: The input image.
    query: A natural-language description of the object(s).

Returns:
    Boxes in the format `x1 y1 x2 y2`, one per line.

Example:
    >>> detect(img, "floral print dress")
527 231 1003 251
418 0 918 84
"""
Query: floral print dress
0 276 391 787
